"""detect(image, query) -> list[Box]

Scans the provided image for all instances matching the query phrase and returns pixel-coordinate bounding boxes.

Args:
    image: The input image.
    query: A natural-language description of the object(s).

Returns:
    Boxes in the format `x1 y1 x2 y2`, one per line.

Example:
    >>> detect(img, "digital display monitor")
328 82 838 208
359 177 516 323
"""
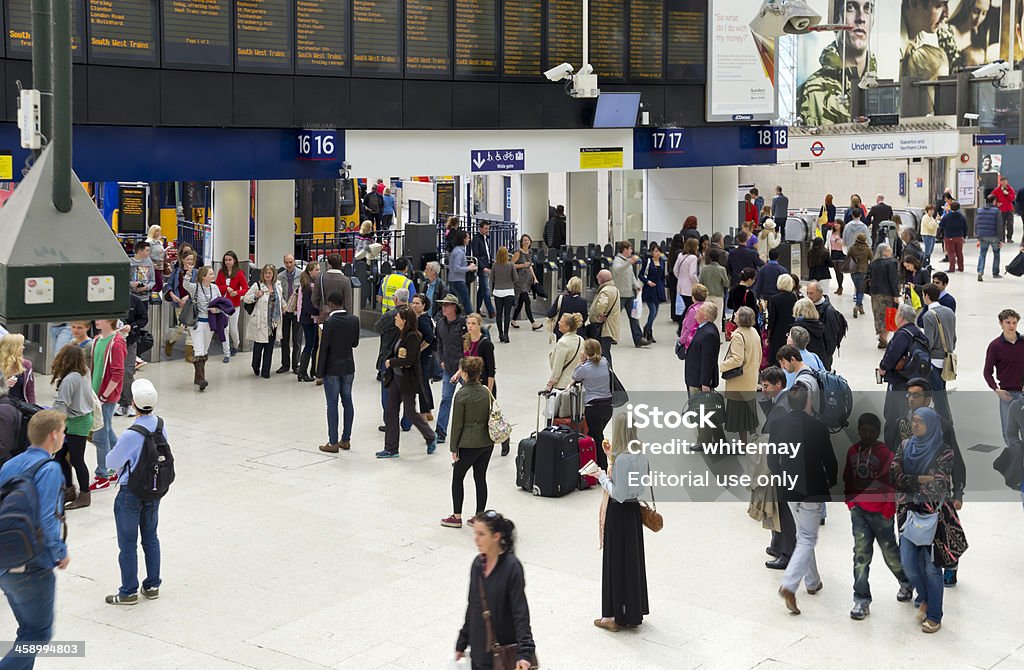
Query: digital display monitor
162 0 232 70
235 0 293 73
352 0 402 75
592 92 640 128
296 0 348 74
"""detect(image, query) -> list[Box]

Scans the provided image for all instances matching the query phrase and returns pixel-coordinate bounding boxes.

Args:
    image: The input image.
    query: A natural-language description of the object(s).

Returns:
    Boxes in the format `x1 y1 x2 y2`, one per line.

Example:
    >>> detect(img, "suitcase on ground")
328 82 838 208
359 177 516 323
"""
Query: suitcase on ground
532 425 580 497
516 436 537 492
548 385 588 433
578 435 598 489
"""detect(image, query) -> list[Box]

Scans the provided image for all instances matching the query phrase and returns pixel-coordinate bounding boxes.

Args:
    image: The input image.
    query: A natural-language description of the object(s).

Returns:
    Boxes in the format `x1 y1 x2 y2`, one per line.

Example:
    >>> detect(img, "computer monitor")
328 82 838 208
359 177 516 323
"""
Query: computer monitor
592 92 641 128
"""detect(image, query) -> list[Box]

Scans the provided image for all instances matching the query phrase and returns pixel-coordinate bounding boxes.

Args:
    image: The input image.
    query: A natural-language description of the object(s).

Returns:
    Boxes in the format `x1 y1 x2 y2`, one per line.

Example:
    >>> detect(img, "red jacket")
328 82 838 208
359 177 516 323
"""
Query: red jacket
94 333 127 403
995 184 1016 213
216 270 250 308
843 441 896 518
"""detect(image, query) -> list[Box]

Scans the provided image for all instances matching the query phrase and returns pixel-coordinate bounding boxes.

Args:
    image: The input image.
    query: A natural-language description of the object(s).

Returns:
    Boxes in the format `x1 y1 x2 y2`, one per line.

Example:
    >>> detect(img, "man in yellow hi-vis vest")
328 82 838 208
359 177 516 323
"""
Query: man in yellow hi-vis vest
379 257 416 312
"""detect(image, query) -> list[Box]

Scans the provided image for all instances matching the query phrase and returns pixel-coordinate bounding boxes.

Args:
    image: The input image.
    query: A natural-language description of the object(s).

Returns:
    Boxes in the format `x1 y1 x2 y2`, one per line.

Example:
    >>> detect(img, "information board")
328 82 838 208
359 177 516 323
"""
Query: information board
546 0 581 70
87 0 159 66
502 0 542 78
296 0 347 74
589 0 625 80
406 0 450 76
666 0 704 80
118 185 147 234
162 0 232 70
352 0 401 75
454 0 497 77
235 0 293 72
6 0 86 62
629 0 663 79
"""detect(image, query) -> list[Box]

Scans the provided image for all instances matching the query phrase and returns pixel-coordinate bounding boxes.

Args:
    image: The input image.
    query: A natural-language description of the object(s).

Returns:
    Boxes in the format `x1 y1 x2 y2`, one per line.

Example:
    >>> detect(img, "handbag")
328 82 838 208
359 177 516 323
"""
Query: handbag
478 560 539 670
902 510 939 546
884 306 898 332
135 329 155 356
284 289 298 314
722 330 745 379
486 388 513 443
609 367 628 408
640 464 663 532
935 318 957 381
544 294 563 342
179 295 198 329
838 256 858 274
243 285 258 316
90 390 104 432
993 444 1024 490
1006 251 1024 277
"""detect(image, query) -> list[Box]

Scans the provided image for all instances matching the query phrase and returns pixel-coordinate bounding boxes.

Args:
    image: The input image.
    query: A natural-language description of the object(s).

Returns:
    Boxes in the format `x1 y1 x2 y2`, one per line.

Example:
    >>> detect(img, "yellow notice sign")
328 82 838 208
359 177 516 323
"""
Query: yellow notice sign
0 151 12 180
580 147 623 169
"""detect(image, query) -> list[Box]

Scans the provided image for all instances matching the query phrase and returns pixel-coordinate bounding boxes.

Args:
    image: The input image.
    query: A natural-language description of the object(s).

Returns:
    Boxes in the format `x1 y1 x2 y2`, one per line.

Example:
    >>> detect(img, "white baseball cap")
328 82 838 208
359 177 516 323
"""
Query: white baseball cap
131 379 158 411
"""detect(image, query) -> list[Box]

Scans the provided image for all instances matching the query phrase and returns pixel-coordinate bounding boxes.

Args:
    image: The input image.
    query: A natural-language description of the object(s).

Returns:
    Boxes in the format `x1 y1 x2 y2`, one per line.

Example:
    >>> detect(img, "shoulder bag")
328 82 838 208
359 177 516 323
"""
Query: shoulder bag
486 387 514 443
544 294 563 342
478 559 539 670
179 289 198 329
640 463 663 532
902 510 939 546
609 364 628 408
935 317 957 381
244 284 259 316
721 331 744 380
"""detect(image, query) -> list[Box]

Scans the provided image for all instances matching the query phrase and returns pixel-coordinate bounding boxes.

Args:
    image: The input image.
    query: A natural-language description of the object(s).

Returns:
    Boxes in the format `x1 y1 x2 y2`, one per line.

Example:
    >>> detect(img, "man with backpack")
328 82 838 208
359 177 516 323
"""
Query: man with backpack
806 281 847 370
104 379 173 605
0 409 70 664
879 303 931 448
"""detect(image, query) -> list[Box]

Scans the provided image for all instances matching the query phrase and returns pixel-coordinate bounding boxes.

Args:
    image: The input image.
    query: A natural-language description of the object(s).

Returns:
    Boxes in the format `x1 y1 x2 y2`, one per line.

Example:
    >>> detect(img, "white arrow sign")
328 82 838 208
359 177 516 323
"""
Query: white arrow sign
473 153 486 169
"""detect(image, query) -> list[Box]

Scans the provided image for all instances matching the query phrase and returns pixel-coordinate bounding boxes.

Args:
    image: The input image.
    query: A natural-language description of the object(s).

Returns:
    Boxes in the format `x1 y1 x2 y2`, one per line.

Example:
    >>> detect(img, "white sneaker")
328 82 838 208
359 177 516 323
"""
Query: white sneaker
113 405 126 417
126 406 137 417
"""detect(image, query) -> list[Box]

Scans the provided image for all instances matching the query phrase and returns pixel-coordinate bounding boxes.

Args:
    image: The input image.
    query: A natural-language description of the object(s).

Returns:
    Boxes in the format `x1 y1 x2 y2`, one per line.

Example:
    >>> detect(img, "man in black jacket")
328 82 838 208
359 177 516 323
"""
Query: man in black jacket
471 222 496 318
726 231 764 286
115 292 150 417
866 194 894 245
317 292 360 453
363 187 383 226
879 303 929 448
806 281 846 370
770 383 838 615
375 288 411 433
685 303 720 393
434 294 467 443
544 205 567 249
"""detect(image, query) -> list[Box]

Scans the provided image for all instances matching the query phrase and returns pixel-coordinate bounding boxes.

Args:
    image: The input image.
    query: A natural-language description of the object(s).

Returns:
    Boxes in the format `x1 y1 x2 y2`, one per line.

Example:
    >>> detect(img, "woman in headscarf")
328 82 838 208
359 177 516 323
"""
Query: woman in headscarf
891 407 967 635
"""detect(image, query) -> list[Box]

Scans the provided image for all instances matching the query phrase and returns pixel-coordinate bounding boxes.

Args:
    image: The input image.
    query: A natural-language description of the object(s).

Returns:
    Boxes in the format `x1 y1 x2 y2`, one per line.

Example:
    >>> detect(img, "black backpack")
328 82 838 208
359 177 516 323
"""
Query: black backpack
0 458 63 570
125 418 175 501
0 397 43 457
898 334 932 380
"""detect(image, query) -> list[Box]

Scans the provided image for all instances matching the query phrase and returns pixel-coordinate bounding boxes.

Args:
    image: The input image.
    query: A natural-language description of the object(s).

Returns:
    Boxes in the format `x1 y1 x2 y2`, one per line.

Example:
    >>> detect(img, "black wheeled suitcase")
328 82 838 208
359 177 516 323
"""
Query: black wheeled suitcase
532 425 580 498
517 391 548 492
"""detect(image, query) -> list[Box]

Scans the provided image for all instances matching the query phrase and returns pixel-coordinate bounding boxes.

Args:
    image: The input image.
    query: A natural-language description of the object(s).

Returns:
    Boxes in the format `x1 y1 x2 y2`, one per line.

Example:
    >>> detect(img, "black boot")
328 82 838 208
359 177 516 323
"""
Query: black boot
297 350 313 382
196 356 209 391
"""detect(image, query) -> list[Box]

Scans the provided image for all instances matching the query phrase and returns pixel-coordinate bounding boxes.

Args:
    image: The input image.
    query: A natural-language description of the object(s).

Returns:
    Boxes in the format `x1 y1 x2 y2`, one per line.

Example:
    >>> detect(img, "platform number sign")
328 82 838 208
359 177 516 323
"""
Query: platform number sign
297 130 337 161
743 126 788 150
651 129 684 152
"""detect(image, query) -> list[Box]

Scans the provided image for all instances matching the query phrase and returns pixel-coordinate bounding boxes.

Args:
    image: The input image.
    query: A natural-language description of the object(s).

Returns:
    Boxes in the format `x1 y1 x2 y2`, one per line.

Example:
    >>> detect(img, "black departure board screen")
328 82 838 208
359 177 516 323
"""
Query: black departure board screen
629 0 663 79
87 0 158 66
406 0 450 76
546 0 580 70
235 0 292 72
296 0 347 73
589 0 625 80
502 0 541 78
352 0 401 75
162 0 231 70
454 0 497 78
666 0 704 80
6 0 86 62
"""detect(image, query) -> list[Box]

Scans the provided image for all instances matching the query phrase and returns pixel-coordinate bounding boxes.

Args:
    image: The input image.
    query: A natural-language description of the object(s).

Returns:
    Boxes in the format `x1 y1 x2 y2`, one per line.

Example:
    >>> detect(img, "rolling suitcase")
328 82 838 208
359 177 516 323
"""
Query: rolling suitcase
516 391 548 492
578 435 598 489
532 425 580 497
548 385 588 434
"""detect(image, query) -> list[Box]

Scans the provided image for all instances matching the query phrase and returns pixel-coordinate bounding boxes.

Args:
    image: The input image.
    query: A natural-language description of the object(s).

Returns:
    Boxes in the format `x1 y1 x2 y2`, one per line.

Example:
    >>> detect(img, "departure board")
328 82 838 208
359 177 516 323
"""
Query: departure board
502 0 541 78
454 0 497 78
546 0 581 70
162 0 231 70
6 0 86 62
666 0 704 80
87 0 158 66
629 0 663 79
235 0 292 72
296 0 347 73
405 0 450 76
352 0 401 75
589 0 625 80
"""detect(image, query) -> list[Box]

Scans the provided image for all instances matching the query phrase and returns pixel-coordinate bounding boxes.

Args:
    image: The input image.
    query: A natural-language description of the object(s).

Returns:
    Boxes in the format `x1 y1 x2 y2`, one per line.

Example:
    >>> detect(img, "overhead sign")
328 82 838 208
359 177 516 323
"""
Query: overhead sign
778 132 959 162
740 126 788 150
470 149 525 172
705 0 777 123
297 130 338 161
974 134 1007 146
633 126 778 169
580 147 623 169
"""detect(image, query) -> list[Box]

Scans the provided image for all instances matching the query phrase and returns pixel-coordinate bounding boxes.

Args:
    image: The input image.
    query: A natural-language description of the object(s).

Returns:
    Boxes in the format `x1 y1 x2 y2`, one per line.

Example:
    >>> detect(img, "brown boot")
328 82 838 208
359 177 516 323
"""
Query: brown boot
64 486 77 504
193 358 202 386
66 490 91 510
164 340 174 358
185 345 194 363
196 356 209 391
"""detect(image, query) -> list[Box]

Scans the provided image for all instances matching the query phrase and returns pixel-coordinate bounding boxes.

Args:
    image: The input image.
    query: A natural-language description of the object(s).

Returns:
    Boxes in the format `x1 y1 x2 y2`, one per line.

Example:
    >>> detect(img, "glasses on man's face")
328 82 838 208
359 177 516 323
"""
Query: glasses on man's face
906 392 925 400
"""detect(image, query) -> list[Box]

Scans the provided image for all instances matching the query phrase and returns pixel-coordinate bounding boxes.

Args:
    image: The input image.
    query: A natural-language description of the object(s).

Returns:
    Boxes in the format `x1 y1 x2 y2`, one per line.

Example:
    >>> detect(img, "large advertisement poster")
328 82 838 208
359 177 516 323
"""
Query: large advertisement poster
903 0 1004 78
706 0 778 122
797 0 901 126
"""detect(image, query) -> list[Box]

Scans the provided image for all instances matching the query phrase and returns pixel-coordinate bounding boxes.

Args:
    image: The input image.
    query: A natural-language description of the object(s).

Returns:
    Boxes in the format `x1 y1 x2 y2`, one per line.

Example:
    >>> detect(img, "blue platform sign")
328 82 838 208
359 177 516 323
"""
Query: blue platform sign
974 134 1007 146
633 127 778 169
297 129 338 160
471 149 525 172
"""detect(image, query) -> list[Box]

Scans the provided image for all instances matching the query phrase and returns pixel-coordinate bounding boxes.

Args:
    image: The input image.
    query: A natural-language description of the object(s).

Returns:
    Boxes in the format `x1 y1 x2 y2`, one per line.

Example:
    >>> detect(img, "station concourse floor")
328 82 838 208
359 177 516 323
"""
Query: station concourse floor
8 246 1024 670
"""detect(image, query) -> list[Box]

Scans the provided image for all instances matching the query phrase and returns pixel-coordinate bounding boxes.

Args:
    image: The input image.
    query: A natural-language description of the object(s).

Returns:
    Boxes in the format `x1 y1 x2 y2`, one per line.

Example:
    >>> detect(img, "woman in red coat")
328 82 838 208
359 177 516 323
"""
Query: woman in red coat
216 250 249 363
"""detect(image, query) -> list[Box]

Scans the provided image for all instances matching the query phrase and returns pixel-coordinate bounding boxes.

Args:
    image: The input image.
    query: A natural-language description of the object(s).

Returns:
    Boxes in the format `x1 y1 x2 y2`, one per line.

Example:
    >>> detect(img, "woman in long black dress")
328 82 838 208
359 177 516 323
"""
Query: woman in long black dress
593 413 650 632
767 274 798 364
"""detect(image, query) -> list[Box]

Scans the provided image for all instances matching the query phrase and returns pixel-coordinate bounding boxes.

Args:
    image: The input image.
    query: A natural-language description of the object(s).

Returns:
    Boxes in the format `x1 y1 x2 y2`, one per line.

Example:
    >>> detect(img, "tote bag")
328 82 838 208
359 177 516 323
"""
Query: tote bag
902 510 939 546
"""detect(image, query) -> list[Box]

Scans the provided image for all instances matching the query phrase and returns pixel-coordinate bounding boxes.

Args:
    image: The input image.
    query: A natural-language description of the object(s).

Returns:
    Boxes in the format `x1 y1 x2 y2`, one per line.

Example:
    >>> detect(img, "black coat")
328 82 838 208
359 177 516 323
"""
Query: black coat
767 291 797 361
456 553 536 666
387 330 425 396
471 232 493 269
726 245 764 287
767 409 838 502
547 293 589 330
685 323 720 389
316 311 360 378
867 257 899 297
879 323 928 389
795 317 827 365
867 202 894 230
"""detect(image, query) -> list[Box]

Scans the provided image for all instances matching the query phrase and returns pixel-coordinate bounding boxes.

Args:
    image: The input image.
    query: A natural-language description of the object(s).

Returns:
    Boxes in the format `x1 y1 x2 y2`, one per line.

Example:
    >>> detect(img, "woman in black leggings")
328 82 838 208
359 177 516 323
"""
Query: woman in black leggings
440 357 494 529
50 344 94 509
571 338 614 470
511 234 544 330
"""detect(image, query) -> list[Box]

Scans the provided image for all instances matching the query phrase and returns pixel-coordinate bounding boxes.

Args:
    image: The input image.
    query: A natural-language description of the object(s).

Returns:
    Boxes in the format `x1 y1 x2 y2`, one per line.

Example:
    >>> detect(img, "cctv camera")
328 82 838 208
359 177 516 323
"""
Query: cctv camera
544 63 574 82
972 61 1010 79
750 0 822 39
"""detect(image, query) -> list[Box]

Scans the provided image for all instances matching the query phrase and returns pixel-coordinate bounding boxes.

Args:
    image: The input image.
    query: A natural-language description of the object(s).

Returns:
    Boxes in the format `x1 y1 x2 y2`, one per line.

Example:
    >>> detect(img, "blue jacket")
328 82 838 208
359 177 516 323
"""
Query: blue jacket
939 211 968 239
974 204 1001 238
638 257 667 304
753 261 788 299
0 448 66 572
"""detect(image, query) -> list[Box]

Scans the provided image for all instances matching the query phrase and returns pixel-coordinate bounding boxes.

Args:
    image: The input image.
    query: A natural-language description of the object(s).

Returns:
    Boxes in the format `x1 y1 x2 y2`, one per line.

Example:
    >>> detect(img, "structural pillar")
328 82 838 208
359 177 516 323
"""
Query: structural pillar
711 166 740 239
255 179 295 268
519 173 549 243
211 180 251 270
568 171 598 246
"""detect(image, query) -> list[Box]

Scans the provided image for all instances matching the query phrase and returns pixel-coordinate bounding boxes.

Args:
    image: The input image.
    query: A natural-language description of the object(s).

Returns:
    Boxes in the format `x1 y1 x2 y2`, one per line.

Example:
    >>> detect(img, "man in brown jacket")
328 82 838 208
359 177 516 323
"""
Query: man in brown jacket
588 269 620 364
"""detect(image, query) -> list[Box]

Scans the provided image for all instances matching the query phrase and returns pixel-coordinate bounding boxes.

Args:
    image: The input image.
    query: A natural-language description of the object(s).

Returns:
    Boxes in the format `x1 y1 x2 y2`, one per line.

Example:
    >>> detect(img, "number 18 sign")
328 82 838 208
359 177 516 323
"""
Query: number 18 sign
297 130 337 161
740 126 788 150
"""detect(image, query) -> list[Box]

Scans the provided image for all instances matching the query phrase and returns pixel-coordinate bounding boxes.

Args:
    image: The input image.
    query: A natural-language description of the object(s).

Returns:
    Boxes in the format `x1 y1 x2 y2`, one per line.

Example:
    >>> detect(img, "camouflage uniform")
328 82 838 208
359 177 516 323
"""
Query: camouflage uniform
798 41 878 126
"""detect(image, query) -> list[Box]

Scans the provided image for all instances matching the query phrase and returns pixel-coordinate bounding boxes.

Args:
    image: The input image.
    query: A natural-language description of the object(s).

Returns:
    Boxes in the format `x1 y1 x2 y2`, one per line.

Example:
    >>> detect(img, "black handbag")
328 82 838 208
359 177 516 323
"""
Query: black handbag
178 297 198 329
1006 252 1024 277
993 444 1024 490
722 366 743 380
609 367 628 408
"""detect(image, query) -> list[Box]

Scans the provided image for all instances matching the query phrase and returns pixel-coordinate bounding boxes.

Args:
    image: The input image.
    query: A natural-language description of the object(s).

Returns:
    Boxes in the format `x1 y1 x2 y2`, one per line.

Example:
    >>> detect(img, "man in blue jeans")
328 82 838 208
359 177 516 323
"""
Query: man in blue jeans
975 193 1003 282
0 410 70 668
471 222 496 318
104 380 165 605
317 292 360 453
434 294 467 442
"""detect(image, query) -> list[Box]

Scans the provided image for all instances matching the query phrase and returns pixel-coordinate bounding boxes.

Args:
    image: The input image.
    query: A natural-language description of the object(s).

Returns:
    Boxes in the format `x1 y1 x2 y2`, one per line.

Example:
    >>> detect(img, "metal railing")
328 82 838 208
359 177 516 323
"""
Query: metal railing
176 220 211 263
294 229 406 265
435 215 519 258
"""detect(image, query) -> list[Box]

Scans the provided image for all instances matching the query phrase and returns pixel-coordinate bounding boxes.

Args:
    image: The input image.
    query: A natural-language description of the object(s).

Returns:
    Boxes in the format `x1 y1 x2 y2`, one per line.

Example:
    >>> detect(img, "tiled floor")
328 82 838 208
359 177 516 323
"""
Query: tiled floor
6 243 1024 669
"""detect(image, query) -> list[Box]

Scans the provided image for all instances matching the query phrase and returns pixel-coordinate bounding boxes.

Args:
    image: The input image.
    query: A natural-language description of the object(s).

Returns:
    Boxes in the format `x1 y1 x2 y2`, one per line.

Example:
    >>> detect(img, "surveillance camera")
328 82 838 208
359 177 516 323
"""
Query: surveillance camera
972 61 1010 79
750 0 821 39
857 72 879 90
544 63 574 82
964 113 980 121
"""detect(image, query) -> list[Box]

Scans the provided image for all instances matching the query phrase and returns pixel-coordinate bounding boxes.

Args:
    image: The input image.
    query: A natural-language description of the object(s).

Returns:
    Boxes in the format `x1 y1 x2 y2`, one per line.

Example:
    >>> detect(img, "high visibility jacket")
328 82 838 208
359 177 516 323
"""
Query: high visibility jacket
381 273 412 312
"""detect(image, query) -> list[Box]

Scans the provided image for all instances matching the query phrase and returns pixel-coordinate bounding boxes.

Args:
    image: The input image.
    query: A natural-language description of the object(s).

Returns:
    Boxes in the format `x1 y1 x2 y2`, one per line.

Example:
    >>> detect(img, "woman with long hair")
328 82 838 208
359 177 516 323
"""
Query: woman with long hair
51 344 93 509
666 234 685 323
242 264 284 379
411 294 436 420
828 219 846 295
673 238 701 333
183 265 223 390
820 193 836 229
490 246 518 343
461 312 509 456
572 338 613 469
638 243 667 343
296 261 322 382
441 357 494 529
378 305 437 458
511 234 543 330
720 307 763 444
146 225 166 292
593 413 650 632
215 250 249 362
164 249 198 361
0 334 34 403
807 236 833 293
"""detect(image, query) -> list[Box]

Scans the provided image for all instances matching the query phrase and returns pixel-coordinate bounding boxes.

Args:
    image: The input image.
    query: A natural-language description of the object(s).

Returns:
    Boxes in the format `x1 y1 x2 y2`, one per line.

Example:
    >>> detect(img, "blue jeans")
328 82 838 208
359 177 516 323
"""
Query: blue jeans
922 236 935 266
0 567 55 669
900 537 943 623
323 373 355 444
449 281 472 314
114 488 161 597
851 507 909 605
977 237 1002 275
435 373 460 439
644 301 660 332
1000 391 1022 446
476 272 495 316
851 272 866 307
93 402 118 478
49 324 73 354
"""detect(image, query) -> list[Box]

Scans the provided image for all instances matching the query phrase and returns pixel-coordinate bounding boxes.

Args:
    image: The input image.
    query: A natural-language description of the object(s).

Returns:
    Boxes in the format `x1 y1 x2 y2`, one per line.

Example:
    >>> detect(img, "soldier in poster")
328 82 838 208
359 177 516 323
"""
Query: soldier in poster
798 1 875 126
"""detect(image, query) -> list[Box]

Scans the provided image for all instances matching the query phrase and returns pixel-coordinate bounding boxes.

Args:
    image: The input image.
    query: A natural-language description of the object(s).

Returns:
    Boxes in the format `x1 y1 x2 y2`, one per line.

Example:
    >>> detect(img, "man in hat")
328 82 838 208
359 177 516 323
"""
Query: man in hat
433 294 468 443
754 247 789 300
104 379 168 605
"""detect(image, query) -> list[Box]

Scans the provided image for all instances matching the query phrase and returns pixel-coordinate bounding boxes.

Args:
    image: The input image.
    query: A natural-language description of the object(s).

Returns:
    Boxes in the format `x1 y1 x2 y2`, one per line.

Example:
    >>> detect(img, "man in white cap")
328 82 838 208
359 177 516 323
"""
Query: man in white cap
104 379 171 605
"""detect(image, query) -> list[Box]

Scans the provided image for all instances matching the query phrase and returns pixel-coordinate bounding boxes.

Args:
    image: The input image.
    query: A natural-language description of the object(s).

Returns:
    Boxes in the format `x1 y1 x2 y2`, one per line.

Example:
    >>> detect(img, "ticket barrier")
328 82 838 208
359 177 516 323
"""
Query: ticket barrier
541 249 562 303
